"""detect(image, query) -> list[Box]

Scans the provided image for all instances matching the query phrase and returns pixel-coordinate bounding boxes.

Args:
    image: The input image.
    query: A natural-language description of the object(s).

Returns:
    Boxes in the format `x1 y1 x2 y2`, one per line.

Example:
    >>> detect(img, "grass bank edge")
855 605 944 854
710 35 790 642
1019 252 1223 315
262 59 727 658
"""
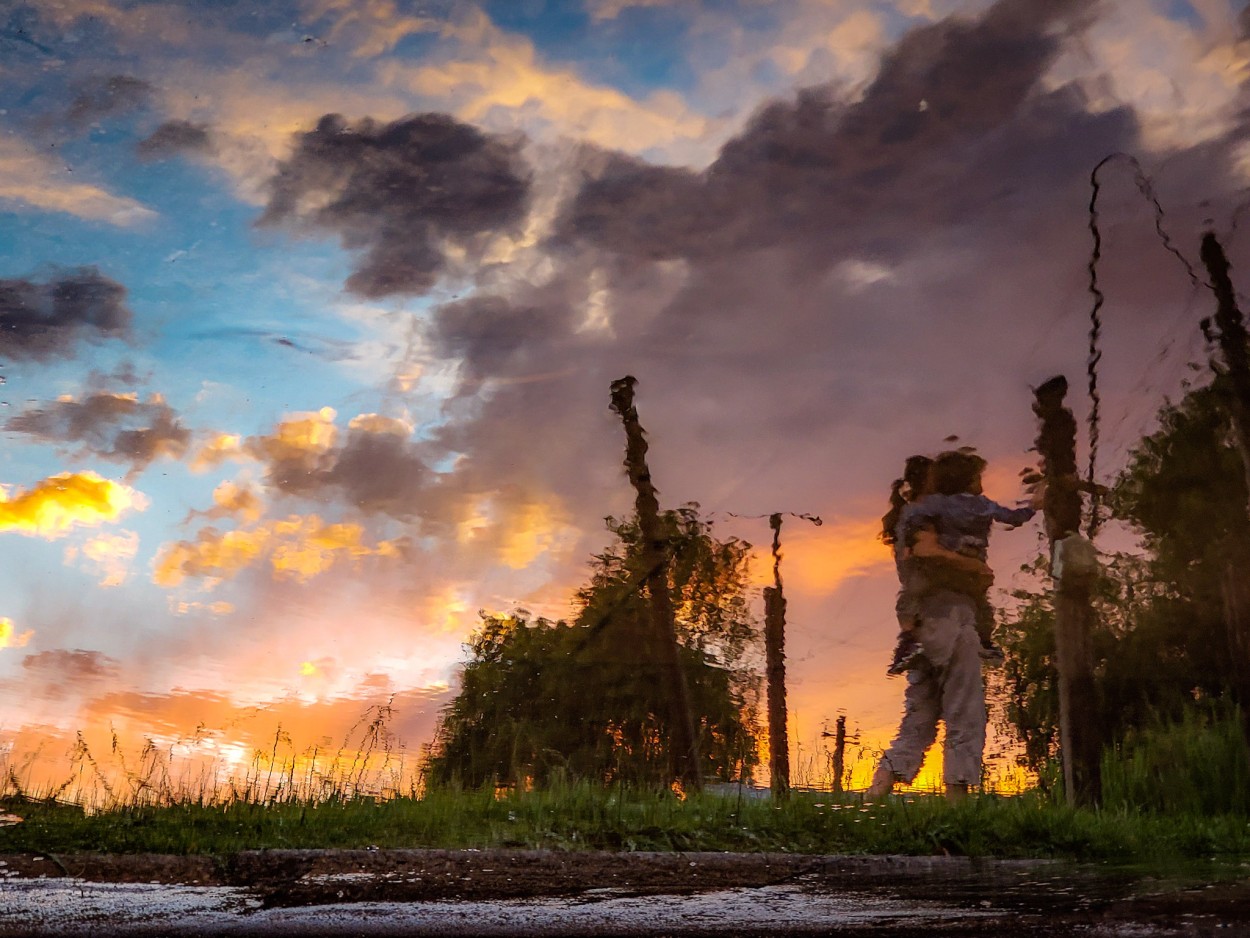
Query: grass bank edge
3 787 1249 862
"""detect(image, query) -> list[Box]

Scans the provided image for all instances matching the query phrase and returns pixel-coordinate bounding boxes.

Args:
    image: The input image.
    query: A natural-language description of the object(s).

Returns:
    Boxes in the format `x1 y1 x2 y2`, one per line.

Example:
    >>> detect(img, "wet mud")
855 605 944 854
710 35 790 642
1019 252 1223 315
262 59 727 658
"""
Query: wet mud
3 850 1250 935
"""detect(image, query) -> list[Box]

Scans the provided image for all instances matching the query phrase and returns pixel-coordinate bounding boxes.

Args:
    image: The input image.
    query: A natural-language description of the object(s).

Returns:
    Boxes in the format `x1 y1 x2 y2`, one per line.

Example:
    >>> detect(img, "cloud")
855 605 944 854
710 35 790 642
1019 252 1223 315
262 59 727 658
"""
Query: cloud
561 0 1104 262
152 514 408 587
258 112 532 297
1044 0 1250 151
191 433 245 472
6 392 190 474
428 294 578 389
0 618 35 650
302 0 438 58
197 481 266 524
244 407 339 492
0 268 134 362
0 134 156 225
585 0 678 21
64 530 140 587
65 73 152 126
21 648 119 682
0 472 145 540
136 119 215 161
208 408 437 519
323 416 433 516
378 7 713 159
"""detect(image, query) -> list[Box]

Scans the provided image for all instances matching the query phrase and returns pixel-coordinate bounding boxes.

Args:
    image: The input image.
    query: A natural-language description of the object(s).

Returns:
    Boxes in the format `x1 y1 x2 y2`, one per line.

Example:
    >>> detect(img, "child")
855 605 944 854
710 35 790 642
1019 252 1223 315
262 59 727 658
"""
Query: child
879 455 934 675
890 450 1042 674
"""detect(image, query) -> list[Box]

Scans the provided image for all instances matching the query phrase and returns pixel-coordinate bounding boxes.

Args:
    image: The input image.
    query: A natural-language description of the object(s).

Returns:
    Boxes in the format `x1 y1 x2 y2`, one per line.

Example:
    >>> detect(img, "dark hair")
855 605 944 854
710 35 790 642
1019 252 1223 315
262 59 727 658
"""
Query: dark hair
881 455 933 545
930 450 987 496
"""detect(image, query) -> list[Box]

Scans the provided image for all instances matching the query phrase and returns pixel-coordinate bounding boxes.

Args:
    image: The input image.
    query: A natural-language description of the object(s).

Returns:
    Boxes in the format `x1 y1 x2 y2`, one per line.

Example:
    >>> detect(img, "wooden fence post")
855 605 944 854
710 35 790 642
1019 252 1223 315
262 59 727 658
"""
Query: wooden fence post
608 376 701 791
1199 233 1250 750
763 513 790 799
1033 375 1102 807
831 715 848 795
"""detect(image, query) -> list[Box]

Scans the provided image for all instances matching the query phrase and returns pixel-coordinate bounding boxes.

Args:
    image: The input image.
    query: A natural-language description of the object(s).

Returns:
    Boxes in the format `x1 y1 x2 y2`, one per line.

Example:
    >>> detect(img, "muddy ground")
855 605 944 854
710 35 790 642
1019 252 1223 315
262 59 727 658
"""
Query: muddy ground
3 849 1250 935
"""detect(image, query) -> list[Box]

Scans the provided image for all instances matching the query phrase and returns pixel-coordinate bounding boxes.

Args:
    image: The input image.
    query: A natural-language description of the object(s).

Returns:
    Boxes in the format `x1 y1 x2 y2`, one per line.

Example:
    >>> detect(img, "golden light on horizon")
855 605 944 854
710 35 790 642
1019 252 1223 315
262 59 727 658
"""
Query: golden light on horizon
752 515 890 596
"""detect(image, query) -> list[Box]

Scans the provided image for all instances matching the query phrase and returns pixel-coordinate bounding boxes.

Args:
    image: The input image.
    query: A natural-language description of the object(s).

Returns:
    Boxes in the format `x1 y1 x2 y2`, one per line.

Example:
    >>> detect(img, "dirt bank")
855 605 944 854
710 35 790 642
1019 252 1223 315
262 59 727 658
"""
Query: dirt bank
3 849 1250 936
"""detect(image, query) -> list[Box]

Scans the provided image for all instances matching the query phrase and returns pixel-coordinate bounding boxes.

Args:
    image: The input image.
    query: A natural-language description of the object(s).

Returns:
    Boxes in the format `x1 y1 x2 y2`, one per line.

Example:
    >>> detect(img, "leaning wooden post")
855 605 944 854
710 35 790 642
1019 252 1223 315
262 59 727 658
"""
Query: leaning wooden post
608 376 701 791
1201 233 1250 516
1033 375 1102 807
763 512 790 799
1199 232 1250 750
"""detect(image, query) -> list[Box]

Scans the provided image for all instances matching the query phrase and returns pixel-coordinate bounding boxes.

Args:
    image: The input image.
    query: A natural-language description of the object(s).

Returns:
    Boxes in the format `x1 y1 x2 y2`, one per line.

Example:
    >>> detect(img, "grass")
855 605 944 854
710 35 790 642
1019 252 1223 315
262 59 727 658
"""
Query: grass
4 708 1249 863
4 783 1250 862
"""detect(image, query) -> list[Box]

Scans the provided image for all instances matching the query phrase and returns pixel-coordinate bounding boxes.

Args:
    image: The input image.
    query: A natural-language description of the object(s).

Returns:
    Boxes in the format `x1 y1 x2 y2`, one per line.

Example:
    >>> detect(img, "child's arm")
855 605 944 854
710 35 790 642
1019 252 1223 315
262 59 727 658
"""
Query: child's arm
982 488 1044 529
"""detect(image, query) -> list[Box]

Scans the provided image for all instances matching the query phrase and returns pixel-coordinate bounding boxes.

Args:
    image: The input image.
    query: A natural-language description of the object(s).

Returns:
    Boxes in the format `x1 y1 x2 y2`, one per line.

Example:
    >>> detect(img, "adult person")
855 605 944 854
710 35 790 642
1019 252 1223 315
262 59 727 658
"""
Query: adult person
867 450 1041 800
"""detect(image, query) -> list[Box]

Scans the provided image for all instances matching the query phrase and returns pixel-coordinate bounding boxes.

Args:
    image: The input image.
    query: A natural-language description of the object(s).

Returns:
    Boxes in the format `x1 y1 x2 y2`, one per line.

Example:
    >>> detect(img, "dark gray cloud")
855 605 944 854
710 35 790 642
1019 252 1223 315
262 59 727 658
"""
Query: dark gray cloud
259 113 532 298
326 426 434 517
561 0 1103 262
0 268 133 361
245 416 437 520
66 74 151 125
23 648 120 682
429 294 579 388
136 119 214 161
6 392 190 473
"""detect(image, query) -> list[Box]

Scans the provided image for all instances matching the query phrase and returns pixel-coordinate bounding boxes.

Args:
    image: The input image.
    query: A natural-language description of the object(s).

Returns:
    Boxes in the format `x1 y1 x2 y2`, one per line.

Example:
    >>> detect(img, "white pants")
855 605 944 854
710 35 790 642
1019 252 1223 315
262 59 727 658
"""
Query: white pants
878 591 987 787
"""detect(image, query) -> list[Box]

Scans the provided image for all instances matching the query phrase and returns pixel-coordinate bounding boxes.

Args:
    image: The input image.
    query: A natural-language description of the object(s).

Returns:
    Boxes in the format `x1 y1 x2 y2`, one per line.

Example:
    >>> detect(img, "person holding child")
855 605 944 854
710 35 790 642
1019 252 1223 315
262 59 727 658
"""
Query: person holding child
868 449 1044 800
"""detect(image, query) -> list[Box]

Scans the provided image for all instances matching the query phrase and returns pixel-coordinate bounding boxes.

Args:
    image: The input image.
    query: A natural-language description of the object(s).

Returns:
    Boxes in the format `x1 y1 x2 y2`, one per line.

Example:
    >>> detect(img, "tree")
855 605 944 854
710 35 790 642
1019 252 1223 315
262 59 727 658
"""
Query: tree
993 386 1249 777
426 506 761 788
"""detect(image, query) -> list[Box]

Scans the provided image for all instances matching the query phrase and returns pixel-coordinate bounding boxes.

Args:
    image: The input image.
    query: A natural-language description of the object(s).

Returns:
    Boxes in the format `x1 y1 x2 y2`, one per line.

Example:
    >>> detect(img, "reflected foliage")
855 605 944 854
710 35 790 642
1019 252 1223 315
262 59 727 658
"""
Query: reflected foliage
993 386 1250 778
427 506 760 788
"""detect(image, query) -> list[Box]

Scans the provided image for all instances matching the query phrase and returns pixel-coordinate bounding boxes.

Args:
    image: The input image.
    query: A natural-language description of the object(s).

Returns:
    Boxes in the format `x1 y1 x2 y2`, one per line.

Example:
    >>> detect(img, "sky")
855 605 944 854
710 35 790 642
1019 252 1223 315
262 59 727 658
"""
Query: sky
1 0 1249 799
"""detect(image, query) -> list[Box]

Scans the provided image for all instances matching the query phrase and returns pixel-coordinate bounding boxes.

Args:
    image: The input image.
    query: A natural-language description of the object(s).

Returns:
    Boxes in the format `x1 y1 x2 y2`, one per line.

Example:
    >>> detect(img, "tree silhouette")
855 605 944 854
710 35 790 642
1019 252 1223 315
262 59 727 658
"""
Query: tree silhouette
994 386 1249 779
426 506 761 788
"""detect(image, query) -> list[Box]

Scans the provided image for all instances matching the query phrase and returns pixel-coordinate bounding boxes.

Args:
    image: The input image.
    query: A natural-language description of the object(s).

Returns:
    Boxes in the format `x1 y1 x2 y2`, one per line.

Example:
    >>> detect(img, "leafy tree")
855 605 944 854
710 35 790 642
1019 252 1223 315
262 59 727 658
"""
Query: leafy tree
992 385 1250 776
426 506 761 788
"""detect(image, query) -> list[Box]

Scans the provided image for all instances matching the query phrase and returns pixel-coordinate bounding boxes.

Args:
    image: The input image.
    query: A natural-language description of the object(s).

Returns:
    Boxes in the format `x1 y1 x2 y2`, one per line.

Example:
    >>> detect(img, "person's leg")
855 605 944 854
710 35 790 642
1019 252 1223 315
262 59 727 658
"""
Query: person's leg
974 592 1004 662
869 666 940 796
939 600 988 790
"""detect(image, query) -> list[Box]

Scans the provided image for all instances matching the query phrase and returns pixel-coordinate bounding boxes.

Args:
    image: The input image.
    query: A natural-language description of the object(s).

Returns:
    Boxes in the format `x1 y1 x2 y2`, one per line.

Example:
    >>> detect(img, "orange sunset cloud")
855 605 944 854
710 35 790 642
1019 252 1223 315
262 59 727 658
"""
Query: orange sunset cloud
0 472 144 538
153 514 407 587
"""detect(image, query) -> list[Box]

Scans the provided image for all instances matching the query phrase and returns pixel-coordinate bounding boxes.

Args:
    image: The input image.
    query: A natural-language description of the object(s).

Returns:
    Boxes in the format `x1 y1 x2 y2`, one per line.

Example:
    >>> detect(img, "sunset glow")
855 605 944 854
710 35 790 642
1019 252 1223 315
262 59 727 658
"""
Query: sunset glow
2 0 1245 804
